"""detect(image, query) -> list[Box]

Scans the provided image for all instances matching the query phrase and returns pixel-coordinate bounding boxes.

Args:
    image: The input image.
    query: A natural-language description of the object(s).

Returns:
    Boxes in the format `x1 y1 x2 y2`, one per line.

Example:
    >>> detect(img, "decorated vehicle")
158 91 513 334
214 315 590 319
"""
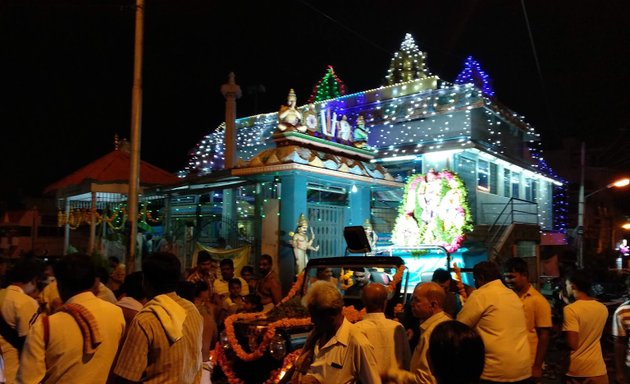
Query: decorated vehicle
214 256 408 384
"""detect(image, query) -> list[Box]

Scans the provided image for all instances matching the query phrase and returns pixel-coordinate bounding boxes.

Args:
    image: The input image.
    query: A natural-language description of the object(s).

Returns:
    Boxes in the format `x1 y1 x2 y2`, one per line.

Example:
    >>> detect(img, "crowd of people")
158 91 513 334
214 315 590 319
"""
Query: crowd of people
0 249 284 384
291 258 622 384
0 252 626 383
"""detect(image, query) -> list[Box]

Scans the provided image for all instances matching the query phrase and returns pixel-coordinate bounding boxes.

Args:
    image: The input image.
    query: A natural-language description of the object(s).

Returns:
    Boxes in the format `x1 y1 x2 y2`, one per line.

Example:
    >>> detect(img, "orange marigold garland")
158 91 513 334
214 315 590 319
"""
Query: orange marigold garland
224 314 311 362
216 340 303 384
279 272 305 305
215 342 245 384
386 265 406 293
263 349 302 384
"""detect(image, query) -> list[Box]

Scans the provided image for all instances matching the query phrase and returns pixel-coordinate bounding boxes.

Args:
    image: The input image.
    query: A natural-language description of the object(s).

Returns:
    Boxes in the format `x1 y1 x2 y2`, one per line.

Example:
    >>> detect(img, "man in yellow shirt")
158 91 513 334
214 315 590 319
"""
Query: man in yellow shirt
503 257 552 382
457 261 532 383
18 254 126 384
562 269 608 383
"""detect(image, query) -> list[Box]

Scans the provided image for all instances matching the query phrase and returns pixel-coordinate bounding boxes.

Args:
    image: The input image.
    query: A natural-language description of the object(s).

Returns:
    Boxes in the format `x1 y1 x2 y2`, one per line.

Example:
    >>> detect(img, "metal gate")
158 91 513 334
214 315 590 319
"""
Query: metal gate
307 204 346 258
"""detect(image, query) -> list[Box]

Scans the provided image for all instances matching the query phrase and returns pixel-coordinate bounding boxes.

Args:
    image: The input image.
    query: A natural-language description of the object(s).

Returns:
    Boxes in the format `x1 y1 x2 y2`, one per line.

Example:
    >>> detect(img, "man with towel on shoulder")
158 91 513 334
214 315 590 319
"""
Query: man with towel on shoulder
18 254 126 383
114 252 204 384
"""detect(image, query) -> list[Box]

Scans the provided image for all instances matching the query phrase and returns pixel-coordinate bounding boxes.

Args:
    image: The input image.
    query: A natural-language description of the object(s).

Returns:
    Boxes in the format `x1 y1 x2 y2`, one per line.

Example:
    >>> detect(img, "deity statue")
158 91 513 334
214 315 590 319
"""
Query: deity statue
363 218 378 252
352 115 370 148
337 115 352 143
304 103 319 136
289 213 319 273
278 89 307 133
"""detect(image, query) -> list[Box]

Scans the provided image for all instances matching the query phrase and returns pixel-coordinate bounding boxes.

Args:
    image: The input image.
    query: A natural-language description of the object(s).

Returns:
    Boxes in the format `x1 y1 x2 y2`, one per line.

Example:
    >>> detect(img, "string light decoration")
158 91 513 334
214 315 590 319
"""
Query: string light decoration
454 56 495 98
308 65 347 103
180 34 566 234
384 33 430 86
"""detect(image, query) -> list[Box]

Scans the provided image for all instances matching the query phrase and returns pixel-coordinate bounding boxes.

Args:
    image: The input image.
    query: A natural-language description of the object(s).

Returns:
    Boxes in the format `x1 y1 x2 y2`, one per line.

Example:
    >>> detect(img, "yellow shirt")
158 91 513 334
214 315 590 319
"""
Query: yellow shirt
114 293 203 384
18 291 126 384
562 299 608 377
520 285 552 364
0 285 39 384
213 276 249 298
457 279 531 382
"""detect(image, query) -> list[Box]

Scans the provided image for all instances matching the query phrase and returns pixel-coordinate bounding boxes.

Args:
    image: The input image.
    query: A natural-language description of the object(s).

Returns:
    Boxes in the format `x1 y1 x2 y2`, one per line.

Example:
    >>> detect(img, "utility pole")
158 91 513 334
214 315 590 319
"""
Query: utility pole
577 142 585 268
127 0 144 273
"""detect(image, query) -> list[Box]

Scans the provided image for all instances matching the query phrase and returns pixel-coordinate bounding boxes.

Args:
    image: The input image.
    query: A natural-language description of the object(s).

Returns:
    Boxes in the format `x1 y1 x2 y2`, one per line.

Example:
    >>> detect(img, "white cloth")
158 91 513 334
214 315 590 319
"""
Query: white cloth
17 291 126 384
308 318 381 384
457 279 531 382
355 312 410 372
140 294 187 343
562 299 608 377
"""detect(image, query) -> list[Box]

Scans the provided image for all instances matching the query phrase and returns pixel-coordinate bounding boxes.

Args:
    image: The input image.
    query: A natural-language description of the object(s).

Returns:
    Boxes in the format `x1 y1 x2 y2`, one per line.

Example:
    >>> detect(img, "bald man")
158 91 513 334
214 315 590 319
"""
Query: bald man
382 282 451 384
355 283 411 374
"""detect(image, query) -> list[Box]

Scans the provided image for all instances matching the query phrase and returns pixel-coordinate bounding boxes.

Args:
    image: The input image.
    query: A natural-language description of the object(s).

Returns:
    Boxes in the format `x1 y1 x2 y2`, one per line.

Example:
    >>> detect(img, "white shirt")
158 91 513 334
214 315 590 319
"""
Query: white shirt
457 279 531 382
355 312 410 372
18 291 126 384
386 311 451 384
308 318 381 384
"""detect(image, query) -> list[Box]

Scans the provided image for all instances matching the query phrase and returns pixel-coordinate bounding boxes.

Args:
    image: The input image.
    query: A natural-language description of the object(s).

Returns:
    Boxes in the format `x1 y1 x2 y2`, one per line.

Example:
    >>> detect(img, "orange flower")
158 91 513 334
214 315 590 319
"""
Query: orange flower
386 265 406 293
342 305 366 323
223 312 311 362
279 272 305 305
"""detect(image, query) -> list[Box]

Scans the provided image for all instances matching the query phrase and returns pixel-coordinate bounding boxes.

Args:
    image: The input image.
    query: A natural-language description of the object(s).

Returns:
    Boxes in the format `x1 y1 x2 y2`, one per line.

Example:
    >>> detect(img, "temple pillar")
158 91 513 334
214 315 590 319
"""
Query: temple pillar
348 185 371 227
278 173 307 293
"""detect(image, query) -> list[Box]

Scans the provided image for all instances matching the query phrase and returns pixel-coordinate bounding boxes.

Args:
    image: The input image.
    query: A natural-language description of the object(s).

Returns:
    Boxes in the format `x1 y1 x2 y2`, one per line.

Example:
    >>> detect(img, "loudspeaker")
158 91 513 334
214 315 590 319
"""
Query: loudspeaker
343 226 371 253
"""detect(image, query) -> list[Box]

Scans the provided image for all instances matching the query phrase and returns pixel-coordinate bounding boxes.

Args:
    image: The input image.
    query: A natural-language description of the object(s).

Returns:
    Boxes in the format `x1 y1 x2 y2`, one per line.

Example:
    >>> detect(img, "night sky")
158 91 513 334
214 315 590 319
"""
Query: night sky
1 0 629 206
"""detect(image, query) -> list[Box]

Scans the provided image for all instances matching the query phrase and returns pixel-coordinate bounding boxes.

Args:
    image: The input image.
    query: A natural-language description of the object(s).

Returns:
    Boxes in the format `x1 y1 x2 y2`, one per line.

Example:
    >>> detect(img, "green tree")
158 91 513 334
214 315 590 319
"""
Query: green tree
309 65 347 103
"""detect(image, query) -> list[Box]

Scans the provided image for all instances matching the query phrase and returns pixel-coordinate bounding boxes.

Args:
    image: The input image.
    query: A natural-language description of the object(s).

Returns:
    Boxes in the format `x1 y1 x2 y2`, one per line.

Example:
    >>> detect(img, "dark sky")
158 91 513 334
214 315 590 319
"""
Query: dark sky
1 0 629 203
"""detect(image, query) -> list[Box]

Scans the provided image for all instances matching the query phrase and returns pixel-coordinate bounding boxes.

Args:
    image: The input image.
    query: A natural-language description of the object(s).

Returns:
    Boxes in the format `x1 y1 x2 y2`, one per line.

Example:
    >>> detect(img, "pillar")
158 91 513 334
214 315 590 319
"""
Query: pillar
278 174 307 293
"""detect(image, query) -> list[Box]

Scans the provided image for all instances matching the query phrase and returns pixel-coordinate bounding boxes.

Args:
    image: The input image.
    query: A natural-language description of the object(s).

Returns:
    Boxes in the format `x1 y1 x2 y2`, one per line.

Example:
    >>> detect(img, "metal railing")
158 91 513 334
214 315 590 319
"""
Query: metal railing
483 198 538 261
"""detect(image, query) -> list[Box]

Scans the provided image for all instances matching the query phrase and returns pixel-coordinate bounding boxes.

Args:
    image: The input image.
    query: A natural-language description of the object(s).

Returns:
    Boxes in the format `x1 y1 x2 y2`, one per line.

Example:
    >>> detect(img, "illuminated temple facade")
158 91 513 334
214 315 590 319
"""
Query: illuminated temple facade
151 34 565 289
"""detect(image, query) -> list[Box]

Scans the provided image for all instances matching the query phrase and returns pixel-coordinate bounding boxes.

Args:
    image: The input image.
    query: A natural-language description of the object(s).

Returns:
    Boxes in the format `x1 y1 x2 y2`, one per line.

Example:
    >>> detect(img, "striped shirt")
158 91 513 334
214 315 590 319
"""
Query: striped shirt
612 300 630 367
113 293 203 383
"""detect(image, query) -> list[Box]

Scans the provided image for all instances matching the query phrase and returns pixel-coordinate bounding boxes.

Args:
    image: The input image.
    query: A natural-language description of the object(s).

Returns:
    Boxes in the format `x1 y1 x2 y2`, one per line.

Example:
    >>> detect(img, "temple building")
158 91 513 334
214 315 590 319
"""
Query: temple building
148 34 565 290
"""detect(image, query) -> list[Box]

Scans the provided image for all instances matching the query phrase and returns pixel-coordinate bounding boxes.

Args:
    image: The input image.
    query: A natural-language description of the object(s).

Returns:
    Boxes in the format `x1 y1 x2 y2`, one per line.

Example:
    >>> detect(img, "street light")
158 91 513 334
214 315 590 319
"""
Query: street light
577 177 630 268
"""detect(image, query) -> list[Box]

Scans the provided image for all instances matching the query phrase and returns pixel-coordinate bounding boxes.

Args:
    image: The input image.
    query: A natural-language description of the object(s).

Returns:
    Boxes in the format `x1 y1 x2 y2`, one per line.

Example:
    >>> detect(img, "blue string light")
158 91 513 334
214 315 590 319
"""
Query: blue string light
455 56 495 98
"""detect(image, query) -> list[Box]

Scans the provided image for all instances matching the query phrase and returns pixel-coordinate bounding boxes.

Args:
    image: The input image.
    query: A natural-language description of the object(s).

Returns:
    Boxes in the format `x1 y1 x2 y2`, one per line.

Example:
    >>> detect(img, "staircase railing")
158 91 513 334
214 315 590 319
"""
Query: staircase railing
483 198 538 261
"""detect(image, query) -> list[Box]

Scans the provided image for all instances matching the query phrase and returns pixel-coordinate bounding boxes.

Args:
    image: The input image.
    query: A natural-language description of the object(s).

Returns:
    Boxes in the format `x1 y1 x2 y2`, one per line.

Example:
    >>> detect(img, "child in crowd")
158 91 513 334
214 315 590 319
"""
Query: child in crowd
224 278 245 314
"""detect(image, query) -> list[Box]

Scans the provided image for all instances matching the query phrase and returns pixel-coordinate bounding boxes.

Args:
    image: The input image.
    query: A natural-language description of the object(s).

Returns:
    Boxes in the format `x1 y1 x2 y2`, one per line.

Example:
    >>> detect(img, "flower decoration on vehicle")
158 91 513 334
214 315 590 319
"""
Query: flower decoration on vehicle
391 169 473 253
386 265 406 293
214 341 302 384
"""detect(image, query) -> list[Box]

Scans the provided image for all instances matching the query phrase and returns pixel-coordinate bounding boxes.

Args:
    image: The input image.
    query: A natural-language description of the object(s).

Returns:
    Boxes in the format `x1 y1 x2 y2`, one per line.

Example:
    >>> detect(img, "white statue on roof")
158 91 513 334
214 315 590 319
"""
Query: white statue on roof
278 89 307 133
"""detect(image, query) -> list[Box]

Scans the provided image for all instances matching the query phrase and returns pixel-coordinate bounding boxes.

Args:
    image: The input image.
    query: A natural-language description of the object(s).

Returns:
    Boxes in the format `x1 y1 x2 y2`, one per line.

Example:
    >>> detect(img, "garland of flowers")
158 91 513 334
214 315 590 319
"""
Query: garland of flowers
215 341 303 384
214 342 245 384
222 267 404 363
223 272 309 362
391 169 473 252
56 205 159 230
387 265 406 293
279 272 304 305
263 349 302 384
